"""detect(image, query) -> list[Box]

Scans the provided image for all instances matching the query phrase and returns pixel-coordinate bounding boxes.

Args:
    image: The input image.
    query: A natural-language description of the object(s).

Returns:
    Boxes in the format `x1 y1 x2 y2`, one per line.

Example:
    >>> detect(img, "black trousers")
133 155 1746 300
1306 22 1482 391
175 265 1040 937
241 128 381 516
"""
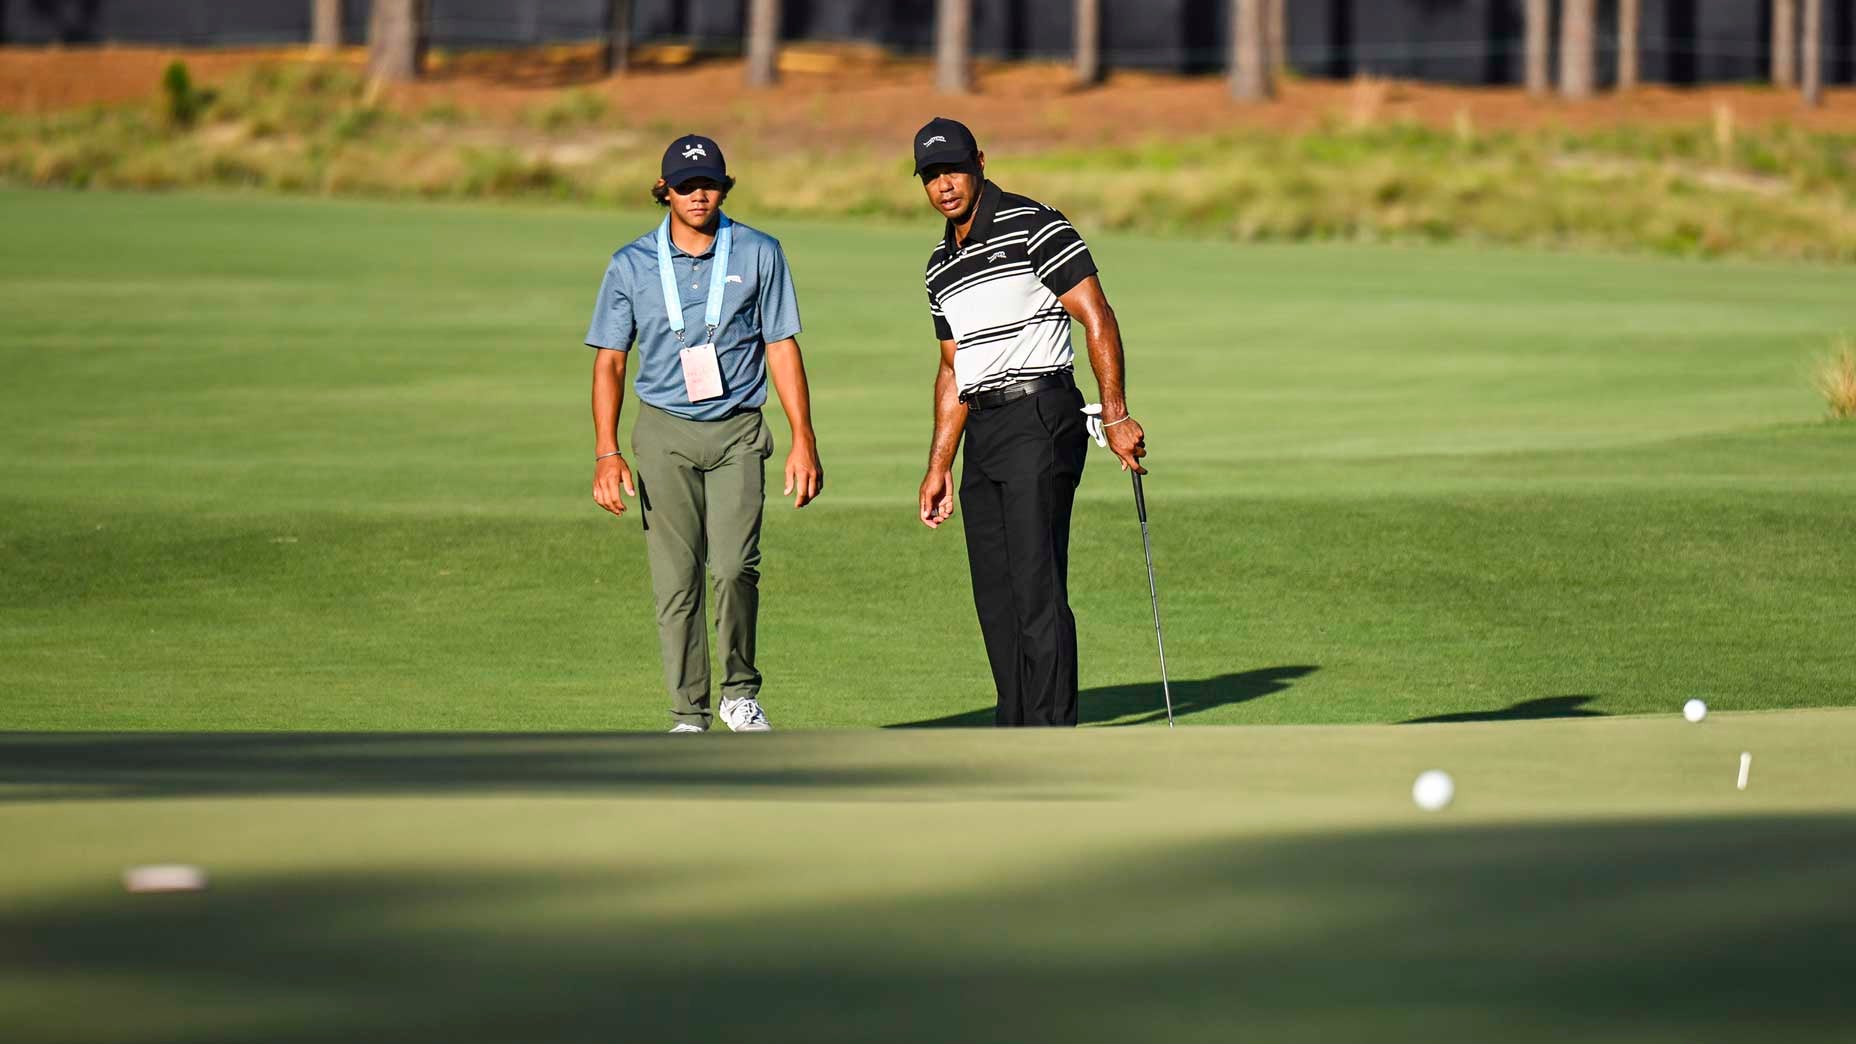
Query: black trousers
960 381 1089 727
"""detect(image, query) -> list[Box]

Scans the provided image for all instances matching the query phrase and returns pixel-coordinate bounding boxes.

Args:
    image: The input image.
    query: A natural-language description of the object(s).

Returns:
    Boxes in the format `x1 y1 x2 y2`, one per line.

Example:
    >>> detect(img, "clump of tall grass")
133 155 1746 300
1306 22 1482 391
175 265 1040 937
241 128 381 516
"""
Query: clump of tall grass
1814 339 1856 420
208 62 378 138
524 89 608 133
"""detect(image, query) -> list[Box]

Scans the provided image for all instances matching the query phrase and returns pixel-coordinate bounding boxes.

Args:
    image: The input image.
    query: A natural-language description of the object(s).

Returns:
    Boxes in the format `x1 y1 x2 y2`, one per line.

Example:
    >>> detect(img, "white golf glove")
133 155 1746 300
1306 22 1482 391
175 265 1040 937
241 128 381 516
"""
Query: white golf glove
1081 402 1108 448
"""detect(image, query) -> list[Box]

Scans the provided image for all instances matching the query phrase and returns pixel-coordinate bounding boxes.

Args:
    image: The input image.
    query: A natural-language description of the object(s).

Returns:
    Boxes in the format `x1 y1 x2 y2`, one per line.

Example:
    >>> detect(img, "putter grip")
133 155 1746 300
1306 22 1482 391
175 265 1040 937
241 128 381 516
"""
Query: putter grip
1131 471 1147 524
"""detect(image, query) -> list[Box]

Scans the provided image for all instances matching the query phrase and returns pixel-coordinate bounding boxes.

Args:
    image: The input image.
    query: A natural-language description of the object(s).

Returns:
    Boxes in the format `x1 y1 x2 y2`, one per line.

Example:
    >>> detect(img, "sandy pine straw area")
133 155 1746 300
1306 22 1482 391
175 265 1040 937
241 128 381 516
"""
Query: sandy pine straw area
2 43 1853 149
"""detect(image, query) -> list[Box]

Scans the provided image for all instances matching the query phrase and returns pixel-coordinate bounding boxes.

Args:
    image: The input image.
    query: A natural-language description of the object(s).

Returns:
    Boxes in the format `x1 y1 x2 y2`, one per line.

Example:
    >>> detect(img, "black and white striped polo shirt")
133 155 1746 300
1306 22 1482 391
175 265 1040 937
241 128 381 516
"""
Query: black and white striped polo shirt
925 181 1098 396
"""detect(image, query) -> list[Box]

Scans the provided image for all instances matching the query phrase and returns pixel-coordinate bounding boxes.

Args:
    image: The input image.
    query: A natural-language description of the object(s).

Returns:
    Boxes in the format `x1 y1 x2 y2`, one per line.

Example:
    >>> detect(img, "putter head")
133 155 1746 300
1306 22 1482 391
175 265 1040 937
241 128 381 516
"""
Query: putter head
1081 402 1108 448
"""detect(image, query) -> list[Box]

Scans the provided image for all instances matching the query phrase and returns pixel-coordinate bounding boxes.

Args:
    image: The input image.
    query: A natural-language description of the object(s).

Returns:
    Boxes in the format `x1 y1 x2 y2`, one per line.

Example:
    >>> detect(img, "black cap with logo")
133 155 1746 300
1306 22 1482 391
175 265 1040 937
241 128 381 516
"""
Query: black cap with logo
912 117 980 176
661 134 728 187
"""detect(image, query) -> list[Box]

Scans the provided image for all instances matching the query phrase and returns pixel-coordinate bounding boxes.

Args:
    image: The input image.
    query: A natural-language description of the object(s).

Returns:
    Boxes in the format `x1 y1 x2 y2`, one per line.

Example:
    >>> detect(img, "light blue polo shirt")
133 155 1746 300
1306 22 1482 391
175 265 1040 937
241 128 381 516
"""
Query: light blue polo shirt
584 215 801 421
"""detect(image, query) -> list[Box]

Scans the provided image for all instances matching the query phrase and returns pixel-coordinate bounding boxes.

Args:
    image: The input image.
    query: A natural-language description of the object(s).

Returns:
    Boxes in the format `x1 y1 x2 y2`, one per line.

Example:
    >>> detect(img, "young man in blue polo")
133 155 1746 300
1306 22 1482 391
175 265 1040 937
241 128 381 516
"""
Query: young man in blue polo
586 134 823 733
913 117 1148 727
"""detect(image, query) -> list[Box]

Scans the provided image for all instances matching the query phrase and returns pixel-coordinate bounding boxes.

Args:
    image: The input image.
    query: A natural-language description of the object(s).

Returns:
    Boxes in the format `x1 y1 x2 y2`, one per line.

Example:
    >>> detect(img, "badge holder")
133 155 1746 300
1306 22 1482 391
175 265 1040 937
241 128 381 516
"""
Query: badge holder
679 340 725 402
657 214 735 406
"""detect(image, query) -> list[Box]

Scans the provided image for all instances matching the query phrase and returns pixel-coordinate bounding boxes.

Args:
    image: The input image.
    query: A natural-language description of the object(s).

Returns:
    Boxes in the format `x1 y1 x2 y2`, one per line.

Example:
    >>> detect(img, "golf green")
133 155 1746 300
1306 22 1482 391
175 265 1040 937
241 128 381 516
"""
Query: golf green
1 189 1852 730
3 186 1852 1039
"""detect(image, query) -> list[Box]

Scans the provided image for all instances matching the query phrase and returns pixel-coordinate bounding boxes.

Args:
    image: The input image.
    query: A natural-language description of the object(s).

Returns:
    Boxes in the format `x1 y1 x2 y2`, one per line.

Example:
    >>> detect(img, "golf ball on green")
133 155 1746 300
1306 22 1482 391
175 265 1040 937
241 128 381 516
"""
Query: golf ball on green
123 864 207 893
1684 699 1708 723
1412 770 1454 812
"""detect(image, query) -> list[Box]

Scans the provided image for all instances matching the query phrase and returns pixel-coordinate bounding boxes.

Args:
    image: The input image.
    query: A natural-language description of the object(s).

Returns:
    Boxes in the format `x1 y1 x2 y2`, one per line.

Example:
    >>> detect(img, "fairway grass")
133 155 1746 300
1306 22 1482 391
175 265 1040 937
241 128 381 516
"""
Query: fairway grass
1 189 1853 730
3 711 1854 1042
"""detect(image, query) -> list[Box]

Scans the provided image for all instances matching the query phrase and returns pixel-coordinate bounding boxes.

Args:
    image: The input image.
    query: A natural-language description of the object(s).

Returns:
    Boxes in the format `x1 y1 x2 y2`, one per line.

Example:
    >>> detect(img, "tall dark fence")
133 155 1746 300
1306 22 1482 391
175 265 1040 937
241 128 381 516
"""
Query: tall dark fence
4 0 1852 86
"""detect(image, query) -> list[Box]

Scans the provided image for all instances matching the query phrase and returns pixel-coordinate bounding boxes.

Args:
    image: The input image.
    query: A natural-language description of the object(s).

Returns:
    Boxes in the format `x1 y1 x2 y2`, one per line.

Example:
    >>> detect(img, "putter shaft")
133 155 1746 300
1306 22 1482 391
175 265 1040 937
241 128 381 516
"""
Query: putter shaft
1132 471 1175 728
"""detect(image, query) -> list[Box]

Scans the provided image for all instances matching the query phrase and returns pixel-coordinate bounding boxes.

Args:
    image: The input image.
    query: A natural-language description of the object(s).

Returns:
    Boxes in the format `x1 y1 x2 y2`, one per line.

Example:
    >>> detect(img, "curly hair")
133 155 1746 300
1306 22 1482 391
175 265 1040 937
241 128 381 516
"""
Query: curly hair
653 176 737 207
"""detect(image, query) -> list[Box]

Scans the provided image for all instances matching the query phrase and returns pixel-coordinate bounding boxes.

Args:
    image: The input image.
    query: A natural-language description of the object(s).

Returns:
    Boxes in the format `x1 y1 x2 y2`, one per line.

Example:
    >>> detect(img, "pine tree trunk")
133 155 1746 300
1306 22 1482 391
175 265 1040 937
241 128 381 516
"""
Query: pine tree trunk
1074 0 1100 87
1802 0 1823 105
746 0 780 87
367 0 422 83
936 0 972 94
1268 0 1286 78
1559 0 1595 100
312 0 341 51
604 0 630 75
1524 0 1550 96
1230 0 1271 101
1772 0 1797 88
1617 0 1639 90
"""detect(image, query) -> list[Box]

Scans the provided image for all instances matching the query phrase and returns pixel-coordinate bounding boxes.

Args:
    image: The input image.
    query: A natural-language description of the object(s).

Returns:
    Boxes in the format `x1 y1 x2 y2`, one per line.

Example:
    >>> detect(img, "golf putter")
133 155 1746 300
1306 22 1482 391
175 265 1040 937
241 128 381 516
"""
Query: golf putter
1084 404 1176 728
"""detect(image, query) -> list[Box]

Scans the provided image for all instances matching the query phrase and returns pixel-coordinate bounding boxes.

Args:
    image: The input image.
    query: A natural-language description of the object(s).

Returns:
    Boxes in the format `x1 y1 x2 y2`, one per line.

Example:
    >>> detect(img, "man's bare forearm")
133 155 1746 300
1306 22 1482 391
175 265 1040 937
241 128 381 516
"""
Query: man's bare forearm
1082 308 1127 419
765 337 817 445
927 361 966 472
1059 276 1129 420
591 350 628 455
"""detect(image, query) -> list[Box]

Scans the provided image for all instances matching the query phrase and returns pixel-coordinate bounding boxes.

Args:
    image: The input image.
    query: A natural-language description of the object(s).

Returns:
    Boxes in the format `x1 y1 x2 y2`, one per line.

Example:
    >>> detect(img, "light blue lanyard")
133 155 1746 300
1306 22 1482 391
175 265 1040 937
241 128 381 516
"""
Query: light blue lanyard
655 214 732 345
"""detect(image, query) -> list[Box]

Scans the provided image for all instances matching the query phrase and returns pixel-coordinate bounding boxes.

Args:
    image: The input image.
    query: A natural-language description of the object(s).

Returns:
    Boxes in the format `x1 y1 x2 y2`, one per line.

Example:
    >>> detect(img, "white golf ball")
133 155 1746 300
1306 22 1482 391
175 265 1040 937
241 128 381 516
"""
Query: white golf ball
1411 770 1455 812
123 864 208 893
1683 699 1708 723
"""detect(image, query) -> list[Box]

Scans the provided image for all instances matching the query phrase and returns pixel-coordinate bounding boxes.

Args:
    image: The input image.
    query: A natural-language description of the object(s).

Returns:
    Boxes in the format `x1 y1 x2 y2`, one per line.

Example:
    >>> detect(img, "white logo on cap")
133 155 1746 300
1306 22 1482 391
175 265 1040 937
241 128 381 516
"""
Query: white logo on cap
681 143 708 160
921 135 948 147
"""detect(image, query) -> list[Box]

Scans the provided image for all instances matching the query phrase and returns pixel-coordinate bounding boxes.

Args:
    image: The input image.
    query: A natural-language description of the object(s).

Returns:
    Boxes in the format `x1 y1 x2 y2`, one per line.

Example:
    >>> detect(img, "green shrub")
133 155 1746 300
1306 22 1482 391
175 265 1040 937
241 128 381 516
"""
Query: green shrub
161 61 207 128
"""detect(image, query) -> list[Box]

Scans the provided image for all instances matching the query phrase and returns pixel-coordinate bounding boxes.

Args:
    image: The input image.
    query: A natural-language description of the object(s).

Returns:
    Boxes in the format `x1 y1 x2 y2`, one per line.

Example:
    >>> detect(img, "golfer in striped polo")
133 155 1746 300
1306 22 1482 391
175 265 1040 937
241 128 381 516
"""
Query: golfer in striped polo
913 117 1148 727
586 134 823 734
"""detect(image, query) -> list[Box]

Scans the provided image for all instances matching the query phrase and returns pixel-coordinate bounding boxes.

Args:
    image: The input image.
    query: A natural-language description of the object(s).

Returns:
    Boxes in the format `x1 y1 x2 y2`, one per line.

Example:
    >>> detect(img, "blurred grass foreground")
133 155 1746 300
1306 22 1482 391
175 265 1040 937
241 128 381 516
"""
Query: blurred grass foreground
4 716 1856 1043
3 57 1855 261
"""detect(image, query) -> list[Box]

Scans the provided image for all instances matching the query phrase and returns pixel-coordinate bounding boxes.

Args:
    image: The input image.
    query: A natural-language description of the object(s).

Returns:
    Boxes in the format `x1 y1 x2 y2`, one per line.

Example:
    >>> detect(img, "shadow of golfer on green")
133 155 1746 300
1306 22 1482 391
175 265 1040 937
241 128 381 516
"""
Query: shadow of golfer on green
1401 694 1605 725
887 665 1319 728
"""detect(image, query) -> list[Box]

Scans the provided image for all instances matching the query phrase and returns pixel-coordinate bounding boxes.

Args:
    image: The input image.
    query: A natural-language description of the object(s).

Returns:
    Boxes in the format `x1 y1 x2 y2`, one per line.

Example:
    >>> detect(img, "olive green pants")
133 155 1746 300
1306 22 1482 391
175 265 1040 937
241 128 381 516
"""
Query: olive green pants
631 405 773 727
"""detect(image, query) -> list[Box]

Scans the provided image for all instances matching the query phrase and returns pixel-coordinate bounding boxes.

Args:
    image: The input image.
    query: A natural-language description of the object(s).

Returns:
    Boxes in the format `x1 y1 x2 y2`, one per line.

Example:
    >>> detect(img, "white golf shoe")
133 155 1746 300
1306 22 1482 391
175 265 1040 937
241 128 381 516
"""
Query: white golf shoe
719 696 771 733
667 721 706 734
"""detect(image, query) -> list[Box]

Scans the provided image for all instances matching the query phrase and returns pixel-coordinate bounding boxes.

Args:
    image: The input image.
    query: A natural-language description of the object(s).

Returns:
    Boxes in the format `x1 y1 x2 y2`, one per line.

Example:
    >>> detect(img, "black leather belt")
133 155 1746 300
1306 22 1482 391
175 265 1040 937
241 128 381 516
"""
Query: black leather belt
959 372 1074 411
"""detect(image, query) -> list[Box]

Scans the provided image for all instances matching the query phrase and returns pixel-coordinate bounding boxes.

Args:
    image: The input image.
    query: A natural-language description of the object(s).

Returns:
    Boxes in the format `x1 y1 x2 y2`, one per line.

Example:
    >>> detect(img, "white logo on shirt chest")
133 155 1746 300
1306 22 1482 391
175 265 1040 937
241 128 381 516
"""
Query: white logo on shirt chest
985 250 1007 263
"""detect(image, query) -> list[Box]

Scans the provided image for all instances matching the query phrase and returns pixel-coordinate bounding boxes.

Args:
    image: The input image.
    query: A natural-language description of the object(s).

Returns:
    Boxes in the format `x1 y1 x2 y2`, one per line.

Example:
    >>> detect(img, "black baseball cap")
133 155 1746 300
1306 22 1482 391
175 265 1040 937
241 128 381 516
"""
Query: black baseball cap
912 117 979 176
661 134 727 187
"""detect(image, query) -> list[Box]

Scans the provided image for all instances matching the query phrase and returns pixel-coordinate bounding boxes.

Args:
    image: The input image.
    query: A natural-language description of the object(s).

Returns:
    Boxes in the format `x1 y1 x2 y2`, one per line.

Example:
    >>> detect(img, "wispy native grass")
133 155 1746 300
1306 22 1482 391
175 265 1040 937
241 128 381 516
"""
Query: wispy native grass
3 61 1855 261
1815 339 1856 420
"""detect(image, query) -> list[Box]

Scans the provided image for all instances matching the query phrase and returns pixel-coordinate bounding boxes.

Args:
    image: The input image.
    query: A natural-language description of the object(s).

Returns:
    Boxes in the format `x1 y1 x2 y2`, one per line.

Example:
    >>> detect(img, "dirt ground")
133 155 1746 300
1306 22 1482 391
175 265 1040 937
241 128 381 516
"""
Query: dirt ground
3 43 1852 151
